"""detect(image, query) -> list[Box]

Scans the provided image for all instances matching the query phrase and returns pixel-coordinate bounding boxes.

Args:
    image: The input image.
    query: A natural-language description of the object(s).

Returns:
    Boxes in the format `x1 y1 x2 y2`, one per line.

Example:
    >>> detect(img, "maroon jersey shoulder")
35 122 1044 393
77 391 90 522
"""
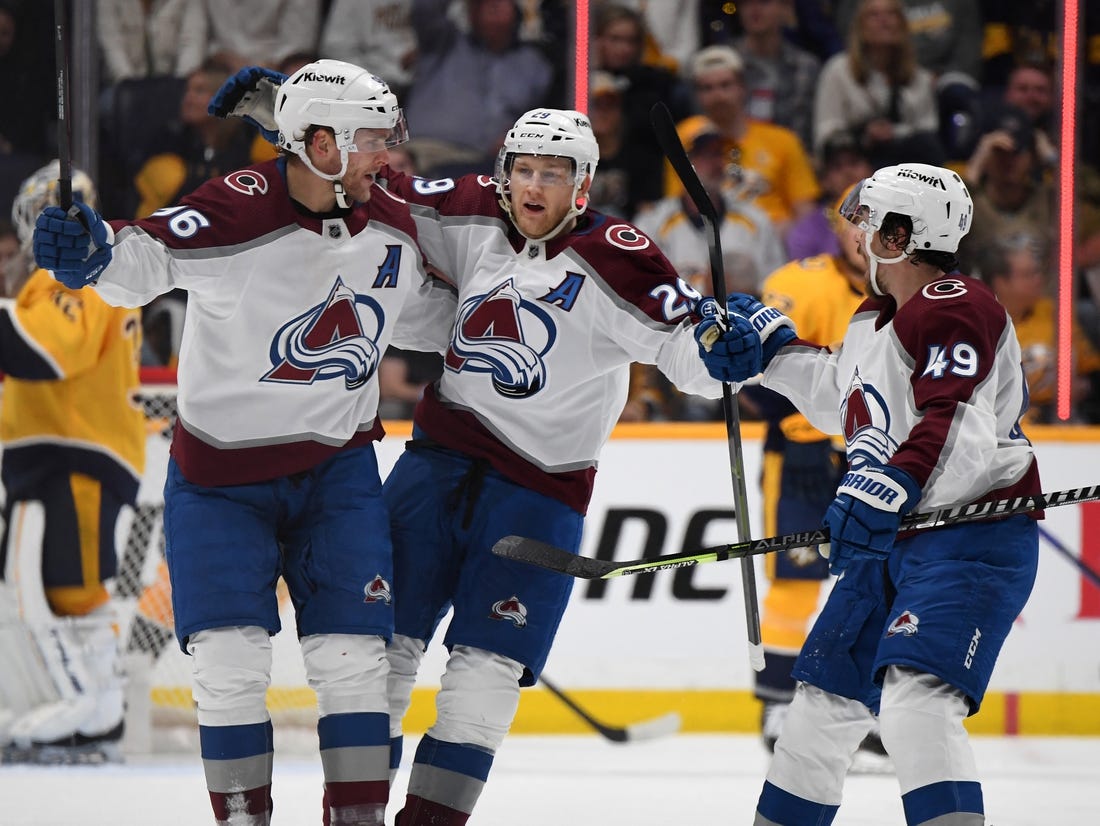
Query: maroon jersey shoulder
380 167 500 220
361 181 419 241
565 212 688 324
893 275 1007 355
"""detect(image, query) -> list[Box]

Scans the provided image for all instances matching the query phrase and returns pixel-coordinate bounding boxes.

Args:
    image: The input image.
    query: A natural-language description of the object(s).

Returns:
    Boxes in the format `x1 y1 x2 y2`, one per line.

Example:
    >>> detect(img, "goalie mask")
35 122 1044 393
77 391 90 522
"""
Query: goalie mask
495 108 600 242
274 59 408 202
839 163 973 295
12 160 97 247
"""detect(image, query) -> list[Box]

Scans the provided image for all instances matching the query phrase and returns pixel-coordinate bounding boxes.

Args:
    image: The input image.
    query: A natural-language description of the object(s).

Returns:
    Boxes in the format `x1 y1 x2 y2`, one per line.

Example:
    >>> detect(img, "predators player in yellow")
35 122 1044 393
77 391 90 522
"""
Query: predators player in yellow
745 192 886 762
0 162 144 763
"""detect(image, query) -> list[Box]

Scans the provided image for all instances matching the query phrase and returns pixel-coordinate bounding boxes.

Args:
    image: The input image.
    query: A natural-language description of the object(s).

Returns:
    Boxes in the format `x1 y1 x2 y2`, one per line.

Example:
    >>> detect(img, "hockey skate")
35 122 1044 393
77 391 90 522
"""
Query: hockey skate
2 719 124 765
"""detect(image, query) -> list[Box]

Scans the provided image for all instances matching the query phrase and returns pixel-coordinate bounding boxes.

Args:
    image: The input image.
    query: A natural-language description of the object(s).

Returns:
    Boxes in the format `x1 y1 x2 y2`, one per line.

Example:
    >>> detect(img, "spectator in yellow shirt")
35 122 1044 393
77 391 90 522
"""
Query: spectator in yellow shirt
669 45 821 239
977 233 1100 423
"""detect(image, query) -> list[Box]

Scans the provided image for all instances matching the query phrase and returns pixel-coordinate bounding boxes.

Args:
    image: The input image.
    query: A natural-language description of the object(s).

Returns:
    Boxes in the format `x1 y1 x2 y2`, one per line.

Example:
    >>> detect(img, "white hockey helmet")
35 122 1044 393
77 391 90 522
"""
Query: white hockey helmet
274 58 408 184
495 108 600 240
12 159 97 247
839 163 973 255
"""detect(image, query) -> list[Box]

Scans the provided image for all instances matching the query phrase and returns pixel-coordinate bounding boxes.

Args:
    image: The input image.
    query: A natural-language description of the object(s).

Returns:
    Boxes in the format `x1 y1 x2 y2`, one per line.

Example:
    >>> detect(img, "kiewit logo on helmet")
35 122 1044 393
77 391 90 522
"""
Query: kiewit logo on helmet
293 71 346 85
895 168 946 190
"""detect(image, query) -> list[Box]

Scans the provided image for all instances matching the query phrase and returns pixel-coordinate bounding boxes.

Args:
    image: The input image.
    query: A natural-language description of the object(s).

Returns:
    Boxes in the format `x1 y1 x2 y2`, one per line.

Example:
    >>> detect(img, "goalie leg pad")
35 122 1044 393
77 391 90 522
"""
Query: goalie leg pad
9 604 125 747
0 502 60 724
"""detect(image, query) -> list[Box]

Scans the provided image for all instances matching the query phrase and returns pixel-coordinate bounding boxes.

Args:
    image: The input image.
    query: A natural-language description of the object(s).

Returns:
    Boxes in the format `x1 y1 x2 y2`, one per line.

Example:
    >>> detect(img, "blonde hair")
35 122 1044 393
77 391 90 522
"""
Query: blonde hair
846 0 916 86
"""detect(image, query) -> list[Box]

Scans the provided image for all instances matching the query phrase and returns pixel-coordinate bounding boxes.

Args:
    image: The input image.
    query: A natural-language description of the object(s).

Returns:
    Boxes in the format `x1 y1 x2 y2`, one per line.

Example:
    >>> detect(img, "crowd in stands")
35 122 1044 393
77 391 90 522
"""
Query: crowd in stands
2 0 1100 423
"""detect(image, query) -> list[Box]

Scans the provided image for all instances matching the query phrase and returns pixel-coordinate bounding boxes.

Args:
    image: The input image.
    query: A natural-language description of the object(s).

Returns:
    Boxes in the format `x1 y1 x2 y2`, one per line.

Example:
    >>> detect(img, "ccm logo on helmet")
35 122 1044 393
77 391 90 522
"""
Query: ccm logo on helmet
895 168 946 190
293 71 346 85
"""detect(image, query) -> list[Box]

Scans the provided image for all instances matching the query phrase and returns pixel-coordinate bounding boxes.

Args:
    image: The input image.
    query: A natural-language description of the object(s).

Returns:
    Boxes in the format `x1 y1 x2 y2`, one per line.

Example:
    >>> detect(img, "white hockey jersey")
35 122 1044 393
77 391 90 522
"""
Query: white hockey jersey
96 158 456 486
762 276 1041 511
381 170 724 513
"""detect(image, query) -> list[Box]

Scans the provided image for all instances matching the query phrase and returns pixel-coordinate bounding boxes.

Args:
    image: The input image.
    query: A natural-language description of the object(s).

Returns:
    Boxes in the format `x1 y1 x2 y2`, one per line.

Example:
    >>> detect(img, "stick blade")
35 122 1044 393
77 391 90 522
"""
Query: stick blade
491 536 614 579
622 711 682 743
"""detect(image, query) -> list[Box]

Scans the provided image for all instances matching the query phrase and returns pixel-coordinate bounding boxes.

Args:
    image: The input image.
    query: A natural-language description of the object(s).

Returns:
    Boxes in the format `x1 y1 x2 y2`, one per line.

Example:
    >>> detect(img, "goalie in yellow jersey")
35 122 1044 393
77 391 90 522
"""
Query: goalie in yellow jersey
0 161 144 763
743 189 888 767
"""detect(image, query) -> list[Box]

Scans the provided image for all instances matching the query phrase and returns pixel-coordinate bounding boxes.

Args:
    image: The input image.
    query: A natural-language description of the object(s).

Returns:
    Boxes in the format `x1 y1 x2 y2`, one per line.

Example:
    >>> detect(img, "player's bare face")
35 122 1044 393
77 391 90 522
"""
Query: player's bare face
340 129 394 203
508 155 577 238
839 220 866 275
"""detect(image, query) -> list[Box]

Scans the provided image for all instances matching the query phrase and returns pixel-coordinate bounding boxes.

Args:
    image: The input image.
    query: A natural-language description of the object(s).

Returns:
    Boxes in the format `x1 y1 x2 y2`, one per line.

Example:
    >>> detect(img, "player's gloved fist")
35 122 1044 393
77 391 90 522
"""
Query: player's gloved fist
823 463 921 575
693 296 762 383
208 66 287 143
726 293 796 368
33 202 114 288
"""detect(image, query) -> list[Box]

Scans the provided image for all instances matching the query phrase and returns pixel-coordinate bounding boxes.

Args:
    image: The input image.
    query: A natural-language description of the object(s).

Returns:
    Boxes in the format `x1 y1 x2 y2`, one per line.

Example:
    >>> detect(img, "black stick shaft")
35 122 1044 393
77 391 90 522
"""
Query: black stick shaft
538 674 626 742
650 102 764 671
53 0 72 209
494 484 1100 580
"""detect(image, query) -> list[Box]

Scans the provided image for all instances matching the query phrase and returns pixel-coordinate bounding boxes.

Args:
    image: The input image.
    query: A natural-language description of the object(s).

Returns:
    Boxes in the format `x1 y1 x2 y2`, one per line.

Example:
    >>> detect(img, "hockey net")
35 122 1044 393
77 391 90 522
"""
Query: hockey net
115 370 314 750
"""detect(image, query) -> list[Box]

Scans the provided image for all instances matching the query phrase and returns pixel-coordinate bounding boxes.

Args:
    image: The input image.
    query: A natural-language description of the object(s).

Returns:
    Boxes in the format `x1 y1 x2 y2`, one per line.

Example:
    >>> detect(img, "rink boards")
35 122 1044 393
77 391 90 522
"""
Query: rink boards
134 420 1100 736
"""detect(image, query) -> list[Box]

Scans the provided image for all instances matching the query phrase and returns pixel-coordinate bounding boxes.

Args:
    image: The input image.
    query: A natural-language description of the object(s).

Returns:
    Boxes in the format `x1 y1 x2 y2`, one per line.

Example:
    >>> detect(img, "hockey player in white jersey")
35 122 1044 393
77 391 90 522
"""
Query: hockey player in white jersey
211 68 749 822
695 163 1041 825
33 59 455 825
379 110 742 826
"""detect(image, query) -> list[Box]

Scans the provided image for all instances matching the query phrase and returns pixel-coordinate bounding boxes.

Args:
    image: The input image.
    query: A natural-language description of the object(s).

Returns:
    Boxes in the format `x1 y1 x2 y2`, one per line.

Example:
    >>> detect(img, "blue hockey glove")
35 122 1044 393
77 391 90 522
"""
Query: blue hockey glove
33 202 113 288
693 296 762 383
726 293 796 368
208 66 286 143
823 464 922 575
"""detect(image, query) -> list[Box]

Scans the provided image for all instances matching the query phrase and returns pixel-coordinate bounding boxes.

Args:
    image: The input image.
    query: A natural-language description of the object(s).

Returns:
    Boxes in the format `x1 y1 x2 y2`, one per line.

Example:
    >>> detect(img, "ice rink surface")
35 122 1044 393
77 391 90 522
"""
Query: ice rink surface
0 733 1096 825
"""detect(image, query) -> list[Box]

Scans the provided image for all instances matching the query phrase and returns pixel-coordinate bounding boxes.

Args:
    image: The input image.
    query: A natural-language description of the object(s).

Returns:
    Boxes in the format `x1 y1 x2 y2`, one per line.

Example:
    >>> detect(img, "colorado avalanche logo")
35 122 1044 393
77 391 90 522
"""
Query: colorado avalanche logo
363 575 392 604
262 277 383 389
886 610 920 637
489 595 528 627
841 368 900 469
445 279 555 398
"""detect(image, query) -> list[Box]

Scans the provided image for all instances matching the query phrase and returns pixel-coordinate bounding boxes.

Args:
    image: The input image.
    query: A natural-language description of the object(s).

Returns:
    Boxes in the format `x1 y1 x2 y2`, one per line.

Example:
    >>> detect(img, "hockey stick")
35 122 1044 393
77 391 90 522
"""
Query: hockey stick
493 484 1100 580
53 0 73 209
1036 524 1100 589
539 673 681 743
650 102 765 672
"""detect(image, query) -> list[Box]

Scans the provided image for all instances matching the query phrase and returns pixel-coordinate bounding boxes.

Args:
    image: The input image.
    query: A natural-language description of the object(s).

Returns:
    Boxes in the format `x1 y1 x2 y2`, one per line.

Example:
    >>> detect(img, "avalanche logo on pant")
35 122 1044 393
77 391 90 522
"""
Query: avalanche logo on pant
262 277 384 388
886 610 920 637
364 575 392 604
490 595 528 627
841 368 900 468
445 279 555 398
